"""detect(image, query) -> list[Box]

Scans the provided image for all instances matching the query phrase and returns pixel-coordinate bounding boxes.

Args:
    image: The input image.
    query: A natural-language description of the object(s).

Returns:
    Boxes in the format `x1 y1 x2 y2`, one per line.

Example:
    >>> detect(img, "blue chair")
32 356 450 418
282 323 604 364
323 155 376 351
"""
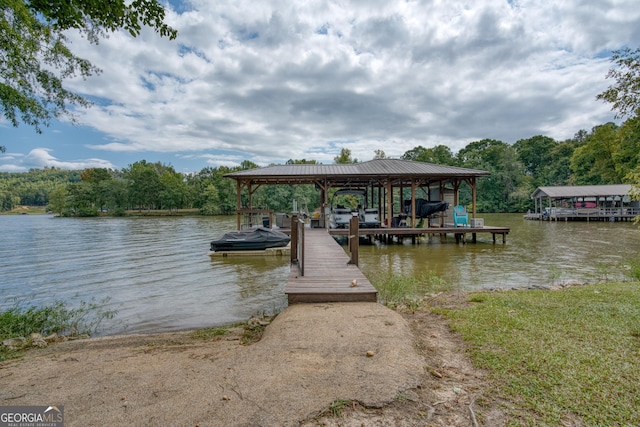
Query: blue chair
453 205 469 227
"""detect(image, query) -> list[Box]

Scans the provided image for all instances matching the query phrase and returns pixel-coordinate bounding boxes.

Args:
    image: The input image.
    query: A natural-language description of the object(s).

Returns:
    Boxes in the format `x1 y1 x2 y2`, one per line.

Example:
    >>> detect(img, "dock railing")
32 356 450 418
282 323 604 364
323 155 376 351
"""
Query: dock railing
549 206 640 221
237 208 273 229
290 213 305 276
348 214 359 266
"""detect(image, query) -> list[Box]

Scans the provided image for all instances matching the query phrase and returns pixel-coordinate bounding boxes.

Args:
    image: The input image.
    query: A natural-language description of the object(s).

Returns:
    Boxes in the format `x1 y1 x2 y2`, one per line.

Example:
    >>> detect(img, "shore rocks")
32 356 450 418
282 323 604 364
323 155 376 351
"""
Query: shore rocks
2 337 27 350
2 332 71 350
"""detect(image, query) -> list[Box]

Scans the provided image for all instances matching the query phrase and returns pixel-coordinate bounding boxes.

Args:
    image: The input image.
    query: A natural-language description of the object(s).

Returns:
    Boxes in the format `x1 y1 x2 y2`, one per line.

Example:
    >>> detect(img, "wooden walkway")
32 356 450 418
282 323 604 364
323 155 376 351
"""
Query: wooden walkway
285 229 377 304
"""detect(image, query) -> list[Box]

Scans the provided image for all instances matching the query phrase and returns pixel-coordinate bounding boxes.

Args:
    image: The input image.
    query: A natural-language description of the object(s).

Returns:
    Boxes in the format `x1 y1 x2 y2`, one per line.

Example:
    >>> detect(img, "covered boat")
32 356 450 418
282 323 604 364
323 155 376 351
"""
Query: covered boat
210 227 291 252
403 199 449 218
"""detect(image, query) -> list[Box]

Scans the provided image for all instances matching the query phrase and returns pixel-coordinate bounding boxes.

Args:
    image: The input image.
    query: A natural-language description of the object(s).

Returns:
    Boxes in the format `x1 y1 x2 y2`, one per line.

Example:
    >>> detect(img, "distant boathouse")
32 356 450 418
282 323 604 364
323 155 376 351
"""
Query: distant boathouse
526 184 639 221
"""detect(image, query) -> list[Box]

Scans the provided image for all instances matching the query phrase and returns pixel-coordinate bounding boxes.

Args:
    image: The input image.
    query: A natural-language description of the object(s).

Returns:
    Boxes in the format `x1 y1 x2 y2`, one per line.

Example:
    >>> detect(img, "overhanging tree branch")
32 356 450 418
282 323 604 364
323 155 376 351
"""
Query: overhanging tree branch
0 0 177 133
597 47 640 119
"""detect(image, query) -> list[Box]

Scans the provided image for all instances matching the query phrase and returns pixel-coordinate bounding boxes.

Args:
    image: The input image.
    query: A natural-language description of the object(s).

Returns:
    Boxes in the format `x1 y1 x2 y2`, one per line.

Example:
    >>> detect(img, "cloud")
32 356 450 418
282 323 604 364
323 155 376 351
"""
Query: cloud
5 0 640 170
4 148 117 171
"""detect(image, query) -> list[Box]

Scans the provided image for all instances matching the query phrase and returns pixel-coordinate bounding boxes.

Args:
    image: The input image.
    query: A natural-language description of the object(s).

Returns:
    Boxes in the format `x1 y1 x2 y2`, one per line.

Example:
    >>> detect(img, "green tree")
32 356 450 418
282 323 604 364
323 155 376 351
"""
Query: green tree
66 181 98 216
401 146 427 161
457 139 528 212
597 47 640 218
543 139 578 186
80 168 113 210
0 188 19 210
159 169 188 212
240 160 259 170
570 123 621 185
123 160 163 210
189 165 239 214
402 145 457 165
286 159 318 164
597 48 640 119
513 135 557 183
613 115 640 179
373 150 386 159
105 176 129 211
1 0 177 133
0 167 80 210
334 148 357 164
200 184 221 215
48 184 68 215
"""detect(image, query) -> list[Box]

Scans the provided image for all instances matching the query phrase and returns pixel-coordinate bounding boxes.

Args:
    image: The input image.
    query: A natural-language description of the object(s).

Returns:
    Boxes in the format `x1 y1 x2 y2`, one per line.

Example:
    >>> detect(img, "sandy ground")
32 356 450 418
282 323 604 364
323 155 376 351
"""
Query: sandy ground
1 297 508 426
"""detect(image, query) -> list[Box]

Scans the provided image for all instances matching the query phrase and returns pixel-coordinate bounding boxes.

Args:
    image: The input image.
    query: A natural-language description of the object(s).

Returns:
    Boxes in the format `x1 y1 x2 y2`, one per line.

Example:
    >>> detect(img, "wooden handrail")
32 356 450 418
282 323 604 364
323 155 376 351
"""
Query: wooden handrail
290 213 305 276
290 213 298 264
348 214 359 266
298 216 305 276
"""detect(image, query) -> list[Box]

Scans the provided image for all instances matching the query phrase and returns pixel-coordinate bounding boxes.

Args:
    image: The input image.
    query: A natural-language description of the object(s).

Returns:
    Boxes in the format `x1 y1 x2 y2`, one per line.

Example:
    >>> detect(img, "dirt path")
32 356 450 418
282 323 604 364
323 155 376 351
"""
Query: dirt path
1 298 507 426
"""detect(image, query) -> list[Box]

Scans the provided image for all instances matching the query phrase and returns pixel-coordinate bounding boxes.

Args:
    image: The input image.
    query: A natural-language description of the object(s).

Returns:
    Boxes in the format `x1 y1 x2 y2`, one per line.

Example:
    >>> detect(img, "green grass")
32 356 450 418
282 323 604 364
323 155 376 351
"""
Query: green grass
0 298 117 361
190 326 233 340
0 206 49 215
325 399 352 417
626 257 640 280
435 282 640 426
371 271 453 311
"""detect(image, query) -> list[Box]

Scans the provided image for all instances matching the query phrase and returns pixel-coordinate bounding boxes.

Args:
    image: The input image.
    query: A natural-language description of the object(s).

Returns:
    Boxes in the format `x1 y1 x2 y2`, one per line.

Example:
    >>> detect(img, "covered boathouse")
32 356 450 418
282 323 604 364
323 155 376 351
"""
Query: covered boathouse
223 158 508 303
223 158 509 243
526 184 639 221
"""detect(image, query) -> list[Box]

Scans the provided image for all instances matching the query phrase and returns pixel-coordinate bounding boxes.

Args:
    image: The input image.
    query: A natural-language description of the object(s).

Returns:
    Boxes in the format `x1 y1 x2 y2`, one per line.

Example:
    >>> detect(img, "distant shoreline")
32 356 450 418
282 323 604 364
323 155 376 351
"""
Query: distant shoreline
1 206 207 217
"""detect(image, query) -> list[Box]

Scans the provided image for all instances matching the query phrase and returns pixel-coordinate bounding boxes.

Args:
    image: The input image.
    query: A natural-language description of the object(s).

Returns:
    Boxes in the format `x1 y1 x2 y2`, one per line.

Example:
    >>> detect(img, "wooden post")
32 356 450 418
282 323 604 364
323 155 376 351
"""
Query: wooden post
471 177 477 218
298 217 305 276
386 181 393 228
236 181 242 230
453 180 460 206
440 181 445 227
290 213 298 264
411 179 417 228
348 214 359 266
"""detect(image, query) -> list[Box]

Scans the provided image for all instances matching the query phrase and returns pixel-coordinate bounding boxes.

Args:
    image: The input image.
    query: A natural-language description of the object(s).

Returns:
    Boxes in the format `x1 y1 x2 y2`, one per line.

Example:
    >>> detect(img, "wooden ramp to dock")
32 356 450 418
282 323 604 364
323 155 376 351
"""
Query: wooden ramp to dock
286 229 377 304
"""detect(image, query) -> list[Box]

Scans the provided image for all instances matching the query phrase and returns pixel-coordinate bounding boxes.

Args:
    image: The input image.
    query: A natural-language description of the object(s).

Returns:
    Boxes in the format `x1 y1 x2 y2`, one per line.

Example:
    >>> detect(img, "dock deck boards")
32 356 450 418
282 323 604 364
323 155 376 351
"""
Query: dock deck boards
327 225 510 236
328 225 510 244
286 229 377 304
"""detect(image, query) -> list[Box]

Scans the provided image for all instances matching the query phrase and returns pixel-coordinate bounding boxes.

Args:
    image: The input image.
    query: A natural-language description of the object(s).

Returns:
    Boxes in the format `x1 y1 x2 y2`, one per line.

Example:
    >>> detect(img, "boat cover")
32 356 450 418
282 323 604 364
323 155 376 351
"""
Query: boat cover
210 227 291 251
403 199 449 218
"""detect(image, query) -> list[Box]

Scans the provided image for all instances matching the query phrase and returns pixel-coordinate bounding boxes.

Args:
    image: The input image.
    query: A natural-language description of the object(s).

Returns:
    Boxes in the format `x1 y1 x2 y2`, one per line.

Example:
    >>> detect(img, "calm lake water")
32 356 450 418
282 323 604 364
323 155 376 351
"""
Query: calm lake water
1 213 639 336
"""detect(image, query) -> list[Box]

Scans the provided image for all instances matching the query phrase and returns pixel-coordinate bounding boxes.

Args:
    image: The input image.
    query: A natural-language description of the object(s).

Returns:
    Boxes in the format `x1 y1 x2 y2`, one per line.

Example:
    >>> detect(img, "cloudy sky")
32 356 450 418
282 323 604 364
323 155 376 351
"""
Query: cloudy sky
1 0 639 173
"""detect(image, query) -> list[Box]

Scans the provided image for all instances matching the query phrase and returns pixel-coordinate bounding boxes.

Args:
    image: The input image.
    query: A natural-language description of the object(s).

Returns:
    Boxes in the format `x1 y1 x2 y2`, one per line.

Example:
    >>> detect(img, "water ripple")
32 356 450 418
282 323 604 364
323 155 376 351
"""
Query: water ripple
3 214 638 335
1 215 289 336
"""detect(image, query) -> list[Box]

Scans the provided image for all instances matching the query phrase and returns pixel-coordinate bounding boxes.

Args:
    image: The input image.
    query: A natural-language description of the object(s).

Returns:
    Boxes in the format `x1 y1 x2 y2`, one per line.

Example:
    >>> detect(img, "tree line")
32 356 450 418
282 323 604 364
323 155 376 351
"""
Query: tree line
1 116 638 215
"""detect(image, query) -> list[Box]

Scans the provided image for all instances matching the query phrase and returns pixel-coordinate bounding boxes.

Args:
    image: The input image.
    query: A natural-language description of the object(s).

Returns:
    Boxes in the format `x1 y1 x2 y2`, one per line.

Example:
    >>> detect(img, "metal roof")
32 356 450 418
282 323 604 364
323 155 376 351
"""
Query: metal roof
531 184 633 199
225 159 490 184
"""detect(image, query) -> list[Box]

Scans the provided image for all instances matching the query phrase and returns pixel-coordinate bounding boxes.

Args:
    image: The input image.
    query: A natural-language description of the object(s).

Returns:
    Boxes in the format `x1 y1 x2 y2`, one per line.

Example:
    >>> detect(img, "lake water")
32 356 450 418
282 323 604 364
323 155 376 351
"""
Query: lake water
357 213 640 289
1 214 639 336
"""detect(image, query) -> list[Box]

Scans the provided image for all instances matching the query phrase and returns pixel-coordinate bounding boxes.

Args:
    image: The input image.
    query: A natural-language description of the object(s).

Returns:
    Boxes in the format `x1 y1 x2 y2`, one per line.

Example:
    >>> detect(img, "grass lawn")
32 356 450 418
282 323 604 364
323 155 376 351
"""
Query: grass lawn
435 282 640 426
0 205 49 215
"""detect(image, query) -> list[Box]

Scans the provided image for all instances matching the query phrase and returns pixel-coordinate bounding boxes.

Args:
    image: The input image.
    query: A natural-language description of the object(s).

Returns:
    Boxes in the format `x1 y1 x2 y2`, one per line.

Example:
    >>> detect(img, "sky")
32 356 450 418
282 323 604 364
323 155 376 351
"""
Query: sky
2 0 640 173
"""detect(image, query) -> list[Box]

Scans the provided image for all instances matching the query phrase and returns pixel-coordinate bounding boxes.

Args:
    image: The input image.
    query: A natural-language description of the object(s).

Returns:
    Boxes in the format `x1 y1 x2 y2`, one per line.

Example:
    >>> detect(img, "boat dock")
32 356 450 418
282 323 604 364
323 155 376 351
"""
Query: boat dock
285 220 510 303
328 225 510 244
524 207 639 222
285 229 377 304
